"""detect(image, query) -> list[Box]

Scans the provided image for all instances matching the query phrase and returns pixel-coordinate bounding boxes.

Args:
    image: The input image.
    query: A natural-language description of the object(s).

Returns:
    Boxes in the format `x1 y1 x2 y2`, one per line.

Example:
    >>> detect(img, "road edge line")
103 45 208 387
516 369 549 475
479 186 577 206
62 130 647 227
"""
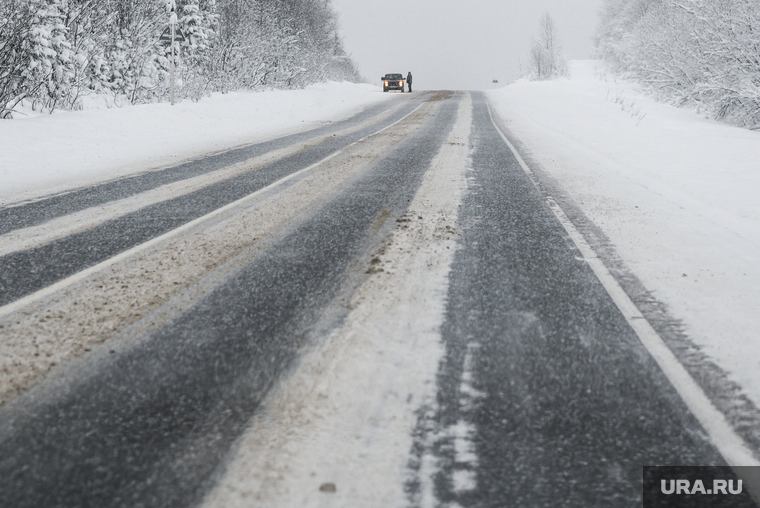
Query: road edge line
0 102 427 319
485 100 760 467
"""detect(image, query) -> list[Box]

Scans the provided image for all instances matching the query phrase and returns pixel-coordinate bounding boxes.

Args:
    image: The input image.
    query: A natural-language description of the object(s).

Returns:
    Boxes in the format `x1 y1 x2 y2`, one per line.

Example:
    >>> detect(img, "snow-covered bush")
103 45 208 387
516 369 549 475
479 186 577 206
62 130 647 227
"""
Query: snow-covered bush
596 0 760 129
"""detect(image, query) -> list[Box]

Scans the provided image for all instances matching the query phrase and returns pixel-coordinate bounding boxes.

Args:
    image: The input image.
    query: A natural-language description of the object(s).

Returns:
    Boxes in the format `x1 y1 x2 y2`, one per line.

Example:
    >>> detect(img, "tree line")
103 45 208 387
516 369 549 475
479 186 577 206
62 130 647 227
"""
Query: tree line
0 0 361 118
596 0 760 129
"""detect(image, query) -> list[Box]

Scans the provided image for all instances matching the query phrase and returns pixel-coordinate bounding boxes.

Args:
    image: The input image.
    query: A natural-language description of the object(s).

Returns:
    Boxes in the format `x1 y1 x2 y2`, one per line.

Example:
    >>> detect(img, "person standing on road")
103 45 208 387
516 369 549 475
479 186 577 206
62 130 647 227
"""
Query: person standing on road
407 72 413 93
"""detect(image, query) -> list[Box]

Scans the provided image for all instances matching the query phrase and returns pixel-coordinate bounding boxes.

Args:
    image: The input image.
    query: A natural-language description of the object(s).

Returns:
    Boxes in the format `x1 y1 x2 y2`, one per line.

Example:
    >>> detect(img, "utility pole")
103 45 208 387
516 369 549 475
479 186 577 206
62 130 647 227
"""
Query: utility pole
159 1 185 105
168 0 177 105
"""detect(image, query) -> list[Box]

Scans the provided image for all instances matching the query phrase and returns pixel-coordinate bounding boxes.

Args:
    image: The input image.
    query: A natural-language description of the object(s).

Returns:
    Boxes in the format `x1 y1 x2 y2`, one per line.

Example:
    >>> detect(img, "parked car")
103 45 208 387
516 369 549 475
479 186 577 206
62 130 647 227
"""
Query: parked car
382 73 404 92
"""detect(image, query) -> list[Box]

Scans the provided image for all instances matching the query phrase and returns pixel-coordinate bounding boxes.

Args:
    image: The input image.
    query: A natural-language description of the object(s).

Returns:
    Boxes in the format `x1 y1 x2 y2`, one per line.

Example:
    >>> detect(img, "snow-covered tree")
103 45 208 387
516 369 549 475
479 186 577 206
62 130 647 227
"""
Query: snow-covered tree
1 0 359 116
528 13 567 80
174 0 217 100
0 0 74 117
596 0 760 128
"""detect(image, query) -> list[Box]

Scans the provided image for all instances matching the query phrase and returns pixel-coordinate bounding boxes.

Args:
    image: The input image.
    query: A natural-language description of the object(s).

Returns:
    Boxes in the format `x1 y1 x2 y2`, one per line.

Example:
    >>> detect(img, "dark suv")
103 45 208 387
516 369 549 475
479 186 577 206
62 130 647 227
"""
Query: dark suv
382 73 404 92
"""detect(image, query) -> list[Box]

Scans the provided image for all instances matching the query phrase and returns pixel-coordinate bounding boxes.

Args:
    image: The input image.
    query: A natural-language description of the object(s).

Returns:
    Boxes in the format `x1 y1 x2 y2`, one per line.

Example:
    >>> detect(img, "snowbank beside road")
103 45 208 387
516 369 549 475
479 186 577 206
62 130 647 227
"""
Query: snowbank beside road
0 82 392 206
487 61 760 409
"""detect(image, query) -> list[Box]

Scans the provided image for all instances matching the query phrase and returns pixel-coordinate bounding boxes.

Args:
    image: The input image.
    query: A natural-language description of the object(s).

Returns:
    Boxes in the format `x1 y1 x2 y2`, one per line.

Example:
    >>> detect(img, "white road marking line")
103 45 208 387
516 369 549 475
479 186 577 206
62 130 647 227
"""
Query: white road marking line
486 100 760 467
0 102 427 319
0 101 414 257
0 148 296 257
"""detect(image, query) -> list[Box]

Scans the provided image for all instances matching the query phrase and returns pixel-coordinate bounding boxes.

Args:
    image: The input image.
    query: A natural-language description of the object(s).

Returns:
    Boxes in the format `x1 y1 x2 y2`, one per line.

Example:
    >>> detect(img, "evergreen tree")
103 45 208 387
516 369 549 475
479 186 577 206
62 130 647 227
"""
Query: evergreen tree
0 0 73 117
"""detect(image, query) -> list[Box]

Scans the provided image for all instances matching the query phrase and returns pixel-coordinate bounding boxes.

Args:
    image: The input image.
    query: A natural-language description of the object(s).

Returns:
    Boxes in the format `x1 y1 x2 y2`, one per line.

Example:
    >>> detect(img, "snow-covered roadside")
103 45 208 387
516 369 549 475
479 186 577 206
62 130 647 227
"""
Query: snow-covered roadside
487 61 760 409
0 82 393 206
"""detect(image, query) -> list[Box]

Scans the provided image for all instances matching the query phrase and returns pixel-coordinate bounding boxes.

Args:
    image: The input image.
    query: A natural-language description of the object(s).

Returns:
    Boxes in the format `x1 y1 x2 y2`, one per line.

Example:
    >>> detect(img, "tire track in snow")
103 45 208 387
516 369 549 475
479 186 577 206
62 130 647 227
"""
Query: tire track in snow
0 99 425 307
0 100 433 409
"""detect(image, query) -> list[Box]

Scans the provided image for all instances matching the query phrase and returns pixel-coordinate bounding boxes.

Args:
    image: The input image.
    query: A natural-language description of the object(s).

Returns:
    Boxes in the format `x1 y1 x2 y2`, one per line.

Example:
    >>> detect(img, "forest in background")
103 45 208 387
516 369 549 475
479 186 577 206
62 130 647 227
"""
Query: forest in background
596 0 760 129
0 0 361 118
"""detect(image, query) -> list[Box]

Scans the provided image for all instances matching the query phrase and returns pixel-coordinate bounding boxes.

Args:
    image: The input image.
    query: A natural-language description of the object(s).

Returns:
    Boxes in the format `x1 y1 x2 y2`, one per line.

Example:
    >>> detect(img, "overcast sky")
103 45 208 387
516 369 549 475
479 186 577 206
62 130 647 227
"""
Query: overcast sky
329 0 603 90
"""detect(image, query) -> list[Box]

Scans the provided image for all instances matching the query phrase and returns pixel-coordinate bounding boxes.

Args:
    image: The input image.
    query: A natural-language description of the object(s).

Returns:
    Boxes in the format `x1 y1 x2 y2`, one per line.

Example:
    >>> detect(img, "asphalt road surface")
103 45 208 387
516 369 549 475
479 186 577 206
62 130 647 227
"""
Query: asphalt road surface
0 91 754 507
407 95 729 506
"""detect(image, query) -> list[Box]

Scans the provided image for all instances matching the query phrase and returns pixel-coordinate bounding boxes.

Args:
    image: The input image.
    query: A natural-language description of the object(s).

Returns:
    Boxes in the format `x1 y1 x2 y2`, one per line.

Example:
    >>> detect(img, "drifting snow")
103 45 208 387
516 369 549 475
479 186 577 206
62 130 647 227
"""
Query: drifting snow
0 82 392 206
488 61 760 409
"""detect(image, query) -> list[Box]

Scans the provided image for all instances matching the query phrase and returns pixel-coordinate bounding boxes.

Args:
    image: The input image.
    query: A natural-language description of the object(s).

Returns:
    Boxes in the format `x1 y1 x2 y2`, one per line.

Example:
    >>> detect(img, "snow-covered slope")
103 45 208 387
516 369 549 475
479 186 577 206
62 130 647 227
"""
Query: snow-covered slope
488 60 760 410
0 82 392 206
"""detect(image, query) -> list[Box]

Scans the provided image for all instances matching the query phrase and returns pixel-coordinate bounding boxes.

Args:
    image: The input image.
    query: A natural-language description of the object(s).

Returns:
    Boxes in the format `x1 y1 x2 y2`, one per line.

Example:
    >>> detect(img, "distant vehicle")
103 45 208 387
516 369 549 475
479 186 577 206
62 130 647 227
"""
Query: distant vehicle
492 79 499 83
382 73 404 92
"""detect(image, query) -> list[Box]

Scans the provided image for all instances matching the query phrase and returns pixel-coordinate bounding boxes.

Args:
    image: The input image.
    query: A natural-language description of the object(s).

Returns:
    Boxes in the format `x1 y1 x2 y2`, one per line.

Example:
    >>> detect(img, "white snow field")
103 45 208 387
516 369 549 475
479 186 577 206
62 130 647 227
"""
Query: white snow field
487 60 760 409
1 64 759 413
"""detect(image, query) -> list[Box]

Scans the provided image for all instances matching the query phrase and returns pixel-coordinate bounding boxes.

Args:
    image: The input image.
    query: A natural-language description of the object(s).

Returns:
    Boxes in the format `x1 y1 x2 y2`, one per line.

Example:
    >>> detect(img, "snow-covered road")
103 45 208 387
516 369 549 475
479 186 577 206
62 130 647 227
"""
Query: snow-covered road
1 68 760 506
0 91 461 506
